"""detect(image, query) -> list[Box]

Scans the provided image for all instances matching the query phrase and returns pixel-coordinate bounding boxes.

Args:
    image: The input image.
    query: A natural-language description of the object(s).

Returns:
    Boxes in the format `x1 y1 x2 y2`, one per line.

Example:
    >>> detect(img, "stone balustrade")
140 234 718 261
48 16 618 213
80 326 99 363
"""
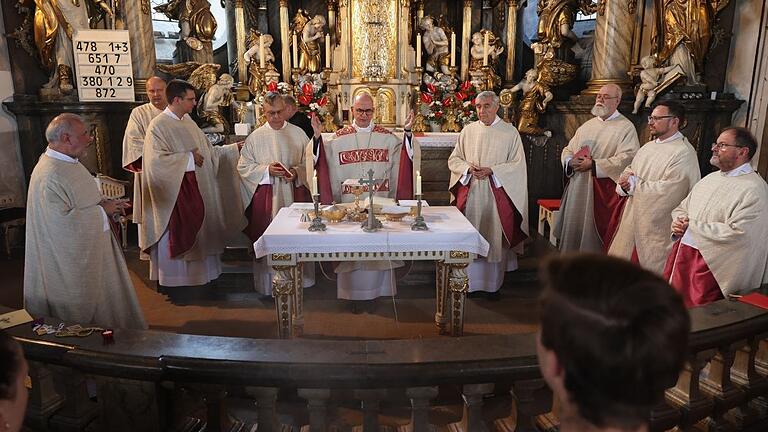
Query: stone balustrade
6 298 768 431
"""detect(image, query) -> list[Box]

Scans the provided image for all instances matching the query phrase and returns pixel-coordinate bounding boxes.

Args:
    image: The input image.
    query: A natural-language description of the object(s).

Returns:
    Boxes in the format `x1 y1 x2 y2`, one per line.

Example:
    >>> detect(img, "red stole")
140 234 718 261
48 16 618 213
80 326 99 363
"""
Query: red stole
167 171 205 258
395 137 414 200
451 179 527 249
592 177 626 252
124 158 142 173
243 184 312 243
315 138 335 204
663 239 723 307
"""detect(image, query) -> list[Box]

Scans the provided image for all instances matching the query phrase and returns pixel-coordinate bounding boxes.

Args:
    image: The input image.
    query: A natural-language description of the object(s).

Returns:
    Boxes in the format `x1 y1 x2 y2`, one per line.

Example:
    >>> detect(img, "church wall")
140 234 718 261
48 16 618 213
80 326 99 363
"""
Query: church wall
0 6 26 207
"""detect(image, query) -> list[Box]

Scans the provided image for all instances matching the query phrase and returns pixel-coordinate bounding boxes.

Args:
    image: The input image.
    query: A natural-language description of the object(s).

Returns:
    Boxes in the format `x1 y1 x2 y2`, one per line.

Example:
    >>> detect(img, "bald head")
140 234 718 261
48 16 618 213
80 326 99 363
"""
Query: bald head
146 76 168 110
352 92 375 128
46 113 91 159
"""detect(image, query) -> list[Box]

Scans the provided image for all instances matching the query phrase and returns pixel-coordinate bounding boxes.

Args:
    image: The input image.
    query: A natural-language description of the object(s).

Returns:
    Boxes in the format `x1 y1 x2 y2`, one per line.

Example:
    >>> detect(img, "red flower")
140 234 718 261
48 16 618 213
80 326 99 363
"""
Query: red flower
267 82 278 92
460 81 472 91
434 111 443 118
455 91 467 101
442 97 453 107
302 83 314 96
298 94 312 106
426 83 436 94
317 96 328 107
421 92 433 104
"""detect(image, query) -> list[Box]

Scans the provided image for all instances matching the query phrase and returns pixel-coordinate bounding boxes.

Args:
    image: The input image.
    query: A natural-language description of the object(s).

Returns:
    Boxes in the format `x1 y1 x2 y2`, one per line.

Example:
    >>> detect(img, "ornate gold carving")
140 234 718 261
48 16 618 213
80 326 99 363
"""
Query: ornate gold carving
351 0 397 79
627 0 637 15
538 0 597 48
271 253 292 261
597 0 606 16
279 0 289 7
141 0 151 14
449 251 470 259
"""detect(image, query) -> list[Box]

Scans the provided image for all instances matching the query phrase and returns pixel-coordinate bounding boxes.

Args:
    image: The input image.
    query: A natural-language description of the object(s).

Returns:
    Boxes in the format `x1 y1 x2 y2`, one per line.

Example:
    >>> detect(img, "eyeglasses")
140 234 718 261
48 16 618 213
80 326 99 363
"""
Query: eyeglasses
711 142 745 151
354 108 374 115
647 115 674 122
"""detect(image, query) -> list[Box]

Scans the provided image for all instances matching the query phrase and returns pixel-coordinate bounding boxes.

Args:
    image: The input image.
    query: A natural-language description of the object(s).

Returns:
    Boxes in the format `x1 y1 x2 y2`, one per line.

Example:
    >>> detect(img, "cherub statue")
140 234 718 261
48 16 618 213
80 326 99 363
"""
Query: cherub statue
155 0 217 64
631 55 680 114
508 69 554 136
423 70 457 92
468 30 504 89
243 30 276 96
292 10 326 74
537 0 596 50
198 73 235 133
419 15 450 76
26 0 113 96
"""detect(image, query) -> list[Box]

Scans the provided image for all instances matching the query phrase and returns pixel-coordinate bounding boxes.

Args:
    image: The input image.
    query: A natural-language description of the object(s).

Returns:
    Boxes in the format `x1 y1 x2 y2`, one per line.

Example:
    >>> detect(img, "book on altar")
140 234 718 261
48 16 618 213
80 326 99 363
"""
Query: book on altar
363 196 398 208
0 309 33 330
574 145 590 159
398 199 430 207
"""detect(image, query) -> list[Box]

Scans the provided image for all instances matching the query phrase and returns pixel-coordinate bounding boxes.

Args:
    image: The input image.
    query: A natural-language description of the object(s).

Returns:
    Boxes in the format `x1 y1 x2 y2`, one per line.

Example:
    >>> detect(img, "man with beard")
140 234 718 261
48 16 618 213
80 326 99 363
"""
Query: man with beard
663 127 768 306
556 84 639 253
122 76 167 241
608 101 700 274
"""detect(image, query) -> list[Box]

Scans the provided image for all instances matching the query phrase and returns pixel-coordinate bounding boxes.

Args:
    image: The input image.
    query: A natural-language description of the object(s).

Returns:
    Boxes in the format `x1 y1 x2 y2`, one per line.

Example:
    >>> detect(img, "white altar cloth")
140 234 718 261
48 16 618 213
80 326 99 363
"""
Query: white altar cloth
254 206 489 258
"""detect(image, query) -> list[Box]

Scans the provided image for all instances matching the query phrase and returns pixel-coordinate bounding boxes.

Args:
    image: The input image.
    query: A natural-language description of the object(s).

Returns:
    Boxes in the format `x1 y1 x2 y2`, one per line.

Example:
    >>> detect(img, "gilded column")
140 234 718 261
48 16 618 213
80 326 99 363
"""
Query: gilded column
583 0 636 95
280 0 291 82
124 0 157 100
505 0 519 83
234 0 248 86
327 0 337 55
461 0 472 81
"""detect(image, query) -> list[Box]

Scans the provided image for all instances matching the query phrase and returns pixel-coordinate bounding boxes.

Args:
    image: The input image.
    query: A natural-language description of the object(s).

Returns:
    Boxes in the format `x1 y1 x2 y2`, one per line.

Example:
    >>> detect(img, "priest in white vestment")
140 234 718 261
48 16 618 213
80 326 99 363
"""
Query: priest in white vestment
238 93 315 294
664 127 768 306
307 93 421 301
24 114 146 329
556 84 639 253
122 76 166 241
608 102 700 274
141 80 246 287
448 91 529 295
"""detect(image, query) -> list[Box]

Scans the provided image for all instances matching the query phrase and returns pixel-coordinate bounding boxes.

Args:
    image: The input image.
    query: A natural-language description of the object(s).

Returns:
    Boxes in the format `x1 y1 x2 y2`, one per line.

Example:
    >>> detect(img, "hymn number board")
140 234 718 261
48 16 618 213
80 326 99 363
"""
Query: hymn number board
73 30 135 102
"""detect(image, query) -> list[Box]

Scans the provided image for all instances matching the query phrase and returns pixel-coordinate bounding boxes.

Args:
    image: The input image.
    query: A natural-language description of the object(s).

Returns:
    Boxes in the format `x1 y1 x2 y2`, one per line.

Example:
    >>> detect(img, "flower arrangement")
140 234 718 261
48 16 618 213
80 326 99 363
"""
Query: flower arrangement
455 81 479 127
296 82 328 115
420 82 449 123
265 81 292 95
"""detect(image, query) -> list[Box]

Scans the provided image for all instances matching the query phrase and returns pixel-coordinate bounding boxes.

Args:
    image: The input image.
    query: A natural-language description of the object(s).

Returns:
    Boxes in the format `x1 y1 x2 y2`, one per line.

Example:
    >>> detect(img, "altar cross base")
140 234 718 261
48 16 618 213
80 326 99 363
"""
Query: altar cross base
360 169 383 232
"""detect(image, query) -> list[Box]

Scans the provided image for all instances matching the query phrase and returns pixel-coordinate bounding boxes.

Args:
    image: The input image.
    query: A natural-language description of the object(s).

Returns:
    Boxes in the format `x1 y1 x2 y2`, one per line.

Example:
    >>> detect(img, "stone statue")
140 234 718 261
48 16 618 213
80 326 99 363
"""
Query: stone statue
468 30 504 89
292 10 326 74
631 55 682 114
243 30 277 96
155 0 217 64
508 69 554 136
652 0 729 86
198 73 235 134
30 0 113 96
537 0 596 52
419 15 450 76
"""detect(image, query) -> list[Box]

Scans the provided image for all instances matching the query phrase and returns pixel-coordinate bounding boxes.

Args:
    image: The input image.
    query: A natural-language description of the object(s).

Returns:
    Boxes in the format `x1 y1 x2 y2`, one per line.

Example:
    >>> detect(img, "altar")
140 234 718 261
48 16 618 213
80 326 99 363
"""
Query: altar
254 205 489 338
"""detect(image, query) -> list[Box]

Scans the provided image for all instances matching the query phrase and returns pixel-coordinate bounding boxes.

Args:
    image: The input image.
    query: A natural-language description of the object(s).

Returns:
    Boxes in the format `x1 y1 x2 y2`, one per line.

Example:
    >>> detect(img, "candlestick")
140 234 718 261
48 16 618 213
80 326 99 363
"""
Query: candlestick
259 35 265 69
410 193 428 231
325 34 331 69
308 193 326 232
416 33 422 67
292 33 299 69
312 170 318 195
415 170 422 195
450 33 456 68
483 32 489 67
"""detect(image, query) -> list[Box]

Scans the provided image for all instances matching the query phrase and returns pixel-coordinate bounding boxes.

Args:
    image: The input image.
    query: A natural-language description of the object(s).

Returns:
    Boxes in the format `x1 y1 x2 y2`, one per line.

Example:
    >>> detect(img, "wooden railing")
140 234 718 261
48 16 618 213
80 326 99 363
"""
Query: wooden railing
7 298 768 431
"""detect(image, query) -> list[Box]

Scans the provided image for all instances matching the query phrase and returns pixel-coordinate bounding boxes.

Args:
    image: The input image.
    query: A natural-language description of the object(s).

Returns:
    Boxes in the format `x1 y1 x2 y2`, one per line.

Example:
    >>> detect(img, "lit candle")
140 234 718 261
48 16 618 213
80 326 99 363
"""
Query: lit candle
416 33 422 67
292 33 298 68
450 33 456 67
312 170 318 195
325 34 331 69
415 170 422 196
259 35 265 69
483 32 489 66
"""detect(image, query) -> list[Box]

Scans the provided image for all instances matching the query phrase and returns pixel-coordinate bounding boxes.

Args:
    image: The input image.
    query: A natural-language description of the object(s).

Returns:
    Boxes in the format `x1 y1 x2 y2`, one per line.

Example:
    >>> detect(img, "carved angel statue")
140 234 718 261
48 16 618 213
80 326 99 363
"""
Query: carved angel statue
468 30 504 89
419 15 451 76
292 10 327 74
155 0 217 63
631 55 683 114
506 61 573 136
24 0 113 95
652 0 729 85
537 0 596 53
157 62 233 133
243 30 277 96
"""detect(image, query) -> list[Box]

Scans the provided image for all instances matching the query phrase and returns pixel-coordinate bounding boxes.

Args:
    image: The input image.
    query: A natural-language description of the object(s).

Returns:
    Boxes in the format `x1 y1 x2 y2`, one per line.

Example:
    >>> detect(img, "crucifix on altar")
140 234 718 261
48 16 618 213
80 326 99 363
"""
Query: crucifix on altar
359 169 384 232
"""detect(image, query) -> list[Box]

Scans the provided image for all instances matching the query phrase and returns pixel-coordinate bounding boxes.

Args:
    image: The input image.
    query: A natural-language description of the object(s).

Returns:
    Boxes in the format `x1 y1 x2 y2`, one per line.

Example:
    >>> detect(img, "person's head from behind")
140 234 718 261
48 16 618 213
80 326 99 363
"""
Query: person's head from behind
0 330 28 432
282 95 298 120
537 254 689 431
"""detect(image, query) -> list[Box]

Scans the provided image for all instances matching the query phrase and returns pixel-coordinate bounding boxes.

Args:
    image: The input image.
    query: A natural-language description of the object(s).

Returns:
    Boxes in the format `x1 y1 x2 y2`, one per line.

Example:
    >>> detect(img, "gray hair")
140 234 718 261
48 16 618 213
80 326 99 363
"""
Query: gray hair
475 91 499 106
45 113 84 143
263 92 282 105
